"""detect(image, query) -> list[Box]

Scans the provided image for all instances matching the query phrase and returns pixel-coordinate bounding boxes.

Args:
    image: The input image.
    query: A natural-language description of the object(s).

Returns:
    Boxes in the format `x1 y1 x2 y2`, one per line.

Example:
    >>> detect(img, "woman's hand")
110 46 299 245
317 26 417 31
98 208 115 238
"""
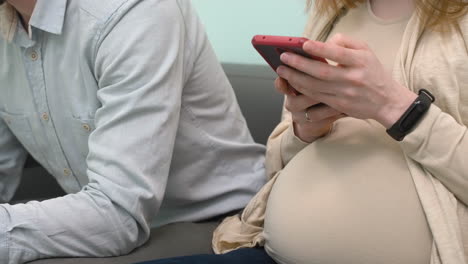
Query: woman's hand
275 77 345 143
276 34 418 129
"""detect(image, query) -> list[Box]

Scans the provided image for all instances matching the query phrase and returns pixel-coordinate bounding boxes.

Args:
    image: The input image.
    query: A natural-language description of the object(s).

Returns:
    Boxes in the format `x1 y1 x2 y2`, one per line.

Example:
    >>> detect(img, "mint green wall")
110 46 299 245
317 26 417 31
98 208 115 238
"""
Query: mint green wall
191 0 309 65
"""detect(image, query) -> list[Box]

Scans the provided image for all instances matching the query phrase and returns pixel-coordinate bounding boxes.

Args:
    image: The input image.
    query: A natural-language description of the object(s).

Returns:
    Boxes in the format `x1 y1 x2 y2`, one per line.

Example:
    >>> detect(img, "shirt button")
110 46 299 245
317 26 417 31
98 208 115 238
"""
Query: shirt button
82 124 91 132
41 112 49 121
63 168 71 176
30 50 38 61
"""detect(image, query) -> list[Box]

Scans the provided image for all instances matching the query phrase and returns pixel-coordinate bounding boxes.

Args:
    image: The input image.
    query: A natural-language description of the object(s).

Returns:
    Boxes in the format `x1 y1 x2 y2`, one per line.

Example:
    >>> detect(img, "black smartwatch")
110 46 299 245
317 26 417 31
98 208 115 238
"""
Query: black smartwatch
386 89 435 141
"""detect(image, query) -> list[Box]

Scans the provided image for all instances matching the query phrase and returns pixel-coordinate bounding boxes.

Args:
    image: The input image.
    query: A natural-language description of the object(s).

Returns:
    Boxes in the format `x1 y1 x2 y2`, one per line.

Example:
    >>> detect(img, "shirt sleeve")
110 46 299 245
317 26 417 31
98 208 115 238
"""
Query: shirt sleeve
0 1 188 263
265 102 309 180
400 105 468 205
280 125 311 166
0 117 27 203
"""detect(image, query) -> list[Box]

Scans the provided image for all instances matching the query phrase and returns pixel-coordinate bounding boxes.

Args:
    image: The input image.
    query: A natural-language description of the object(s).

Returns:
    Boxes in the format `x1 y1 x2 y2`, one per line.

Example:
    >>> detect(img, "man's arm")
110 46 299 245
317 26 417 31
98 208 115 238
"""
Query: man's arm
0 117 28 203
0 1 189 262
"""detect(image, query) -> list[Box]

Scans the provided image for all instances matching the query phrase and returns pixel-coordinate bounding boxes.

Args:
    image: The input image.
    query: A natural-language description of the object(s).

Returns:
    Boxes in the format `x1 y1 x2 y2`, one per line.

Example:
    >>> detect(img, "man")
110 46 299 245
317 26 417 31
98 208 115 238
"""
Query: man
0 0 266 263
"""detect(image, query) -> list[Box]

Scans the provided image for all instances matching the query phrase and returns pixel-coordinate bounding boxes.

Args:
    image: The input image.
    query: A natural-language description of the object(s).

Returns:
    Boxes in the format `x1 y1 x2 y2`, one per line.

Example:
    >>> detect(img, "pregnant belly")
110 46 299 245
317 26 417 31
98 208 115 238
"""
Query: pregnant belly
263 121 432 264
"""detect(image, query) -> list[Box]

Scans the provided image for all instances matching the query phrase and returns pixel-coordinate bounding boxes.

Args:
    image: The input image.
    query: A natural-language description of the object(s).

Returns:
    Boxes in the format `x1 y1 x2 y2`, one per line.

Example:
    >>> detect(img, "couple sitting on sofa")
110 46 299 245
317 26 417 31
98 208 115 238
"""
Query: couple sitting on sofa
1 0 467 263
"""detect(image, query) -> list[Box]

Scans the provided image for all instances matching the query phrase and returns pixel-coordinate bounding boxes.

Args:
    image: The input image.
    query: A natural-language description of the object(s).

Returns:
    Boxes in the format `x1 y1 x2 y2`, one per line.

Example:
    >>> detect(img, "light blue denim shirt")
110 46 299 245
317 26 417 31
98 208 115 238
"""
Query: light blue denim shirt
0 0 266 262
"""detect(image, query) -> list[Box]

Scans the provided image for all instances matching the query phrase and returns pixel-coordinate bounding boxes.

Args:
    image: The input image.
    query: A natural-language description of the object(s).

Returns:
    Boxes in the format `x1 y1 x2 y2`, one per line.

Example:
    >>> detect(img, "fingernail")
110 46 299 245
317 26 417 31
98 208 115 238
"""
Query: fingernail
304 41 315 50
280 53 290 63
277 66 285 76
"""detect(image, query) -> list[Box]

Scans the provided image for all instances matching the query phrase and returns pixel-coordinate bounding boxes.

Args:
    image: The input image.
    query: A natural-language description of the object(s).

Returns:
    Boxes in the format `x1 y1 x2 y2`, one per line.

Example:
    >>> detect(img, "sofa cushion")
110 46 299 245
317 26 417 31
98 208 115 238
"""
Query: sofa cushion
26 222 219 264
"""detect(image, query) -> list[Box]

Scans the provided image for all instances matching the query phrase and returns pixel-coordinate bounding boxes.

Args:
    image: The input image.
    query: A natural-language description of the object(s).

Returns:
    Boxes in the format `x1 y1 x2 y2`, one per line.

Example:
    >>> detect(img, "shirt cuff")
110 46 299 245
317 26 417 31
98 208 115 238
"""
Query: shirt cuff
0 205 10 262
280 125 310 166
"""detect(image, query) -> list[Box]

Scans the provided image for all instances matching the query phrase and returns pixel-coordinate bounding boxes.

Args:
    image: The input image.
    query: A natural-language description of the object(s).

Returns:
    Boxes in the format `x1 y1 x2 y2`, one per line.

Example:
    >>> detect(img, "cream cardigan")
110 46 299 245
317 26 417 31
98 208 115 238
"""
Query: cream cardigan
213 6 468 264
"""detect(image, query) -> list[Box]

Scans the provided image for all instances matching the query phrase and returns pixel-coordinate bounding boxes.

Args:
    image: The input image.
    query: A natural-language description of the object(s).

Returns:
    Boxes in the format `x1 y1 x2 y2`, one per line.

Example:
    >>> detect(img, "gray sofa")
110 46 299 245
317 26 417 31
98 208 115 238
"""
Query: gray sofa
13 64 284 264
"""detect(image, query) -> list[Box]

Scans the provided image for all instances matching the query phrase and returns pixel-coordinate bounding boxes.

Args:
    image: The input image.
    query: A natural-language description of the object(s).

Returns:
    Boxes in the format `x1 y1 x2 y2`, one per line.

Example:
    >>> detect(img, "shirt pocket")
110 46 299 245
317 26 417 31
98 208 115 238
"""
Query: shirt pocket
69 116 96 161
0 110 37 153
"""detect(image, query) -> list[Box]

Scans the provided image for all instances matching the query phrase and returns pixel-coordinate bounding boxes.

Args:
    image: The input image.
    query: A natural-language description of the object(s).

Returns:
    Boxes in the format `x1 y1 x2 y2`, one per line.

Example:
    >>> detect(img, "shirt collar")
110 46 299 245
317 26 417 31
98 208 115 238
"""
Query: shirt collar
29 0 67 35
0 0 67 43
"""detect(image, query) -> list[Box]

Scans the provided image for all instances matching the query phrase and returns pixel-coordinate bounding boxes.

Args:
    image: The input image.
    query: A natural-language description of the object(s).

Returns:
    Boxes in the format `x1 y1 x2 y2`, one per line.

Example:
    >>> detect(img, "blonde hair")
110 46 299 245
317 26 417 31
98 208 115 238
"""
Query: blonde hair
307 0 468 28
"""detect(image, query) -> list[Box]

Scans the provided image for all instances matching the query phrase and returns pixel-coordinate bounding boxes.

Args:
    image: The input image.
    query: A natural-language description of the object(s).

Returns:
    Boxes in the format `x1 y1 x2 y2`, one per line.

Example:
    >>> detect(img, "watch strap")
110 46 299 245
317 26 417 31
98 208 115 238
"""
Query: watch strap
386 89 435 141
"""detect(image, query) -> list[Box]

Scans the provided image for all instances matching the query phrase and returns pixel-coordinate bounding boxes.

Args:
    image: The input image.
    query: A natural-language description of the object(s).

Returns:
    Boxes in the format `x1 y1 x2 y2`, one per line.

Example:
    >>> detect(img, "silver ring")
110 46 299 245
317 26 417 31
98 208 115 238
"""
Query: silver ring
305 108 313 122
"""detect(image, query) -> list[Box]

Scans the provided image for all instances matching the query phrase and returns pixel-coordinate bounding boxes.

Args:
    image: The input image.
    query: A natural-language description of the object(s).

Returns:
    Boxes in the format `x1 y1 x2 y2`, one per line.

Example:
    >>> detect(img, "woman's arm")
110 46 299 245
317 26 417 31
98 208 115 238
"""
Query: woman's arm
400 105 468 205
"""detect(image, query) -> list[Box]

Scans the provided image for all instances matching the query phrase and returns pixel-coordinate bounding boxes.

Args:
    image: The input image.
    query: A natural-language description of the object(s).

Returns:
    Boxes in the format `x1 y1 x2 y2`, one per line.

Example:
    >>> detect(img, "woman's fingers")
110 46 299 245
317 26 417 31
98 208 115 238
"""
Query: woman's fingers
292 112 346 142
275 77 298 96
275 77 288 94
305 104 343 123
279 53 346 83
276 65 338 96
305 113 346 127
301 34 369 67
276 34 411 126
302 41 356 66
291 103 342 124
327 33 368 50
284 94 321 113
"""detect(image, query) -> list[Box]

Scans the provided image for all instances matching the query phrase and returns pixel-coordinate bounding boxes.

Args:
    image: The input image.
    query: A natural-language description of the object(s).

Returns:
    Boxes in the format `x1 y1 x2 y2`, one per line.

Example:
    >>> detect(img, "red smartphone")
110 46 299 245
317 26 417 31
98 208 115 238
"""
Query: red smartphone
252 35 327 72
252 35 327 96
